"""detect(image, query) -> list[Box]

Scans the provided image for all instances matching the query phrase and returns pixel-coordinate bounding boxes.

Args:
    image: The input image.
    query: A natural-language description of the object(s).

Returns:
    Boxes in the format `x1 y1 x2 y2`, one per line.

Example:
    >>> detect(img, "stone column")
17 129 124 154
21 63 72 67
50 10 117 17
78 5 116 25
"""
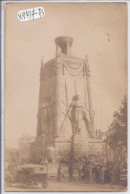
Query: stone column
37 57 44 137
54 57 62 137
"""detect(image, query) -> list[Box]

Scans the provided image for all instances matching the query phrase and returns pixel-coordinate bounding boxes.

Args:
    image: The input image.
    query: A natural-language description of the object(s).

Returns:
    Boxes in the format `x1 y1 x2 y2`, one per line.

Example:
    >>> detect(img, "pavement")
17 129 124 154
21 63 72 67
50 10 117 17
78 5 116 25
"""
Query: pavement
5 178 127 192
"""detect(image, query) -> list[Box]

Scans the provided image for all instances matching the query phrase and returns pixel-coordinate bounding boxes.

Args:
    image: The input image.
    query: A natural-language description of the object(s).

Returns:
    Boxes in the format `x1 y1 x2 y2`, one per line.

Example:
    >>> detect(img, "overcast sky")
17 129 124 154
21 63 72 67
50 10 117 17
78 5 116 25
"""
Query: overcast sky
4 2 127 148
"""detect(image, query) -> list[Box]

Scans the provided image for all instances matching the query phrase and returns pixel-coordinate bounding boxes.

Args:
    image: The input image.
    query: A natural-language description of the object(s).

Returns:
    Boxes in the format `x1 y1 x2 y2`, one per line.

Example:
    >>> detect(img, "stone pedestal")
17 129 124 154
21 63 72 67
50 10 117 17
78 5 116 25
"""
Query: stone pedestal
54 136 71 161
73 134 90 156
88 139 107 156
31 134 108 165
54 135 93 160
31 135 56 163
47 163 59 177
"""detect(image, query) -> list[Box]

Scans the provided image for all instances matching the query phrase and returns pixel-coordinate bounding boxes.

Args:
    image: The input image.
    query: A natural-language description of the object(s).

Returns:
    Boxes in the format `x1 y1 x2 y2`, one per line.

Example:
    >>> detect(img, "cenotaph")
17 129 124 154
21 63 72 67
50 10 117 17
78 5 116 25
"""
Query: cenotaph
35 36 96 162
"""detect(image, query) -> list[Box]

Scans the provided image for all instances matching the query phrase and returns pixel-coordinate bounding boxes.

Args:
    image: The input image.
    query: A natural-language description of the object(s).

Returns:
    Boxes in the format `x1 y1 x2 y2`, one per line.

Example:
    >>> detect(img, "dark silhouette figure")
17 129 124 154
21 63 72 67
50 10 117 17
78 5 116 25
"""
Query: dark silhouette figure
57 165 62 182
68 165 75 182
77 163 82 181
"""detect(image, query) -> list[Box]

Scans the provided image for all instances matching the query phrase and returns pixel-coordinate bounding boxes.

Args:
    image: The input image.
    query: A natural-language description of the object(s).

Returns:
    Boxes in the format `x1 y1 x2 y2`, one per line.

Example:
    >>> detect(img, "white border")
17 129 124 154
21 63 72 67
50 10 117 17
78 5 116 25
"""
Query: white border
1 1 130 194
1 1 5 194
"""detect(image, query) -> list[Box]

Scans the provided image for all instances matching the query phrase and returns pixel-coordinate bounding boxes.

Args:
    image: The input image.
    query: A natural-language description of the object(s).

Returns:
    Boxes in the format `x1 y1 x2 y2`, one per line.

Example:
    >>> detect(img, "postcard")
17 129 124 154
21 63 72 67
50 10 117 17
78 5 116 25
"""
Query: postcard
1 1 128 192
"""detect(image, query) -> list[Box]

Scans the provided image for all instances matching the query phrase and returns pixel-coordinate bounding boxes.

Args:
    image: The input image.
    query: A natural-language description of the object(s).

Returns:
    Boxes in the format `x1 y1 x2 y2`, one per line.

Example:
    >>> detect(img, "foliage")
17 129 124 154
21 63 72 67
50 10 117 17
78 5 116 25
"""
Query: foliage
59 147 106 168
106 96 127 149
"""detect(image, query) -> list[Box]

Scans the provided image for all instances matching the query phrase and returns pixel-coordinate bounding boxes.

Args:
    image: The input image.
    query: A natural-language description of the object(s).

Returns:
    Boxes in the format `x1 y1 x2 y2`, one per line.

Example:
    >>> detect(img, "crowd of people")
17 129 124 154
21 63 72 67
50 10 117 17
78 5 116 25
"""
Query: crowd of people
57 155 127 186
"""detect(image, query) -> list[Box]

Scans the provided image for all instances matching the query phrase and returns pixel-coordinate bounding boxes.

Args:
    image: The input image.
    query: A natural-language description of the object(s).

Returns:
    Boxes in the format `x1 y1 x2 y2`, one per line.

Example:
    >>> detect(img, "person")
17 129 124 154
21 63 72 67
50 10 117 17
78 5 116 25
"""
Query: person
114 162 120 184
109 165 115 189
89 165 93 183
104 163 110 184
77 162 82 181
100 165 105 184
68 164 75 182
104 164 109 184
82 166 87 180
109 165 115 184
57 165 62 182
92 165 96 182
95 166 100 183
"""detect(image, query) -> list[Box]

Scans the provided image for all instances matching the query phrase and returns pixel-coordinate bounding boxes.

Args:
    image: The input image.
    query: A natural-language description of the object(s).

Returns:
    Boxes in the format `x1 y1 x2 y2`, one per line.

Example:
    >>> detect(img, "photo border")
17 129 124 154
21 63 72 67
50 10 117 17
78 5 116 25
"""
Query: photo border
1 1 129 194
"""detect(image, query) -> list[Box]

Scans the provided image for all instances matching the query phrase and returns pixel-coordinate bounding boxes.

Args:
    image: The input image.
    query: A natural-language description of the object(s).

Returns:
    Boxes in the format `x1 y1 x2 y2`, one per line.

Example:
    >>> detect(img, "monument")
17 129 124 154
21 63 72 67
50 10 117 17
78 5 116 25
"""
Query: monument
35 36 96 162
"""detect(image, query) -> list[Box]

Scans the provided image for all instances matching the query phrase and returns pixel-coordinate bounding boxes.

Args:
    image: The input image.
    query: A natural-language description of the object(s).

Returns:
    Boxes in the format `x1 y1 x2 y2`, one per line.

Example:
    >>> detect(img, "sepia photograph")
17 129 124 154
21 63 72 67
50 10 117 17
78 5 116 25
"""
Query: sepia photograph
2 1 127 192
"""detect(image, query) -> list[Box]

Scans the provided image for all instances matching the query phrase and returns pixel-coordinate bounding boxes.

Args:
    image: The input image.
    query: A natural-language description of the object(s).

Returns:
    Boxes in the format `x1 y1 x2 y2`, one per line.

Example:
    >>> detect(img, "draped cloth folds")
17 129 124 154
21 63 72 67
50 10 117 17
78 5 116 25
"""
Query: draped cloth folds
58 60 92 138
63 62 84 76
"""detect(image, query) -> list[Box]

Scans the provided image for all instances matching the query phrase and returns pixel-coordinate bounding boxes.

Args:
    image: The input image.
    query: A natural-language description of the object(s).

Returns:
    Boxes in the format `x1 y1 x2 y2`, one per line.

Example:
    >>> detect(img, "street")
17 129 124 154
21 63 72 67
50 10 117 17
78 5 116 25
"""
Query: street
5 178 126 192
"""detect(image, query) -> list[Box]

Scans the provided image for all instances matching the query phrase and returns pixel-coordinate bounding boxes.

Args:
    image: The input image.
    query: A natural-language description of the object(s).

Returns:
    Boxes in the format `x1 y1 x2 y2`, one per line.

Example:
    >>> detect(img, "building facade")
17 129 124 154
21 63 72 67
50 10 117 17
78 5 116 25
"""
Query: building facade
18 134 35 164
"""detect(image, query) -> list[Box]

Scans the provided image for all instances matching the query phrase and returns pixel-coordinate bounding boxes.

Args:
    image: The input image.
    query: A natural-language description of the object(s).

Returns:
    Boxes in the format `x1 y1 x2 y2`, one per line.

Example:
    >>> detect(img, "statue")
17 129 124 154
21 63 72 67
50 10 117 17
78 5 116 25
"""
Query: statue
60 94 94 137
70 95 94 137
70 95 83 135
37 97 53 137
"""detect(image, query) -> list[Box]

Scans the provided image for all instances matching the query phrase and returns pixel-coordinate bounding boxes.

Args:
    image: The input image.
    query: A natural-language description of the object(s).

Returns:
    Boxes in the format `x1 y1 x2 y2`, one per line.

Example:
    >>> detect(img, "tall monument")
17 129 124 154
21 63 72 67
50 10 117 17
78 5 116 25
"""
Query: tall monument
36 36 95 162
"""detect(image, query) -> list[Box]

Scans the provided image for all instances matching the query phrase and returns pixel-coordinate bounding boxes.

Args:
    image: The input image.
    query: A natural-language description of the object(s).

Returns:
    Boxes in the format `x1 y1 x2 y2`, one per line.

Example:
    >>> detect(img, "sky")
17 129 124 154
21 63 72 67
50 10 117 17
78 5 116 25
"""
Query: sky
4 2 127 148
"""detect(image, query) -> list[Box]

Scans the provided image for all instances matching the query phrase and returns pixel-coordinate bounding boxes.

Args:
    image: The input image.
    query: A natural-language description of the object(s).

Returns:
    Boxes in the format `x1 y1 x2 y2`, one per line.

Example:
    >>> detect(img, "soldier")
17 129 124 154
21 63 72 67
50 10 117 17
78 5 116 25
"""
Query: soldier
89 165 93 183
77 162 82 181
57 164 62 182
100 165 105 184
68 164 75 182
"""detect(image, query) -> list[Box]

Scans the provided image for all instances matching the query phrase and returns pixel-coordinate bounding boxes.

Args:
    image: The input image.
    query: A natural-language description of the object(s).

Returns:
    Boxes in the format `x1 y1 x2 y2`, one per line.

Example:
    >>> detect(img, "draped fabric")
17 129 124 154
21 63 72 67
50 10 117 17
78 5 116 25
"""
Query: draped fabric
37 74 56 137
58 61 90 138
38 107 54 137
62 61 89 110
63 62 84 76
38 57 92 138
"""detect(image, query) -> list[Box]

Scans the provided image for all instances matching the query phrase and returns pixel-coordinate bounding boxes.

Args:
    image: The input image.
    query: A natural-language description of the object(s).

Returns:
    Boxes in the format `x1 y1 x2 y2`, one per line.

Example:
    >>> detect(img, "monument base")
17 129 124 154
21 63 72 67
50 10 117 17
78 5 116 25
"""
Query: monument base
31 134 107 164
73 134 89 155
54 136 72 161
47 163 59 177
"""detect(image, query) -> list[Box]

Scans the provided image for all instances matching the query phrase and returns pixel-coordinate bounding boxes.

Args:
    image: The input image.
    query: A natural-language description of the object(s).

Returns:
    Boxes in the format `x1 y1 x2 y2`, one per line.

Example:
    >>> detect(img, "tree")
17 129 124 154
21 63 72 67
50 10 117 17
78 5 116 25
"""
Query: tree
106 96 127 149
